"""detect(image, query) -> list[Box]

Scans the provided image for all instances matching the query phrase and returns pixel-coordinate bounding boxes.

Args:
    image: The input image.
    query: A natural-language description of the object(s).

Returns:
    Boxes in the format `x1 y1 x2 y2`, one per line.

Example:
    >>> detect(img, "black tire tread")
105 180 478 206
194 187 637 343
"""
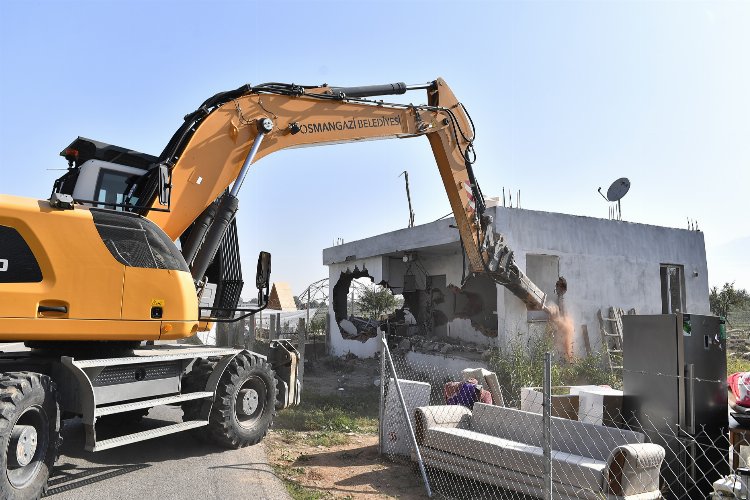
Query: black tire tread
0 372 60 500
207 353 277 449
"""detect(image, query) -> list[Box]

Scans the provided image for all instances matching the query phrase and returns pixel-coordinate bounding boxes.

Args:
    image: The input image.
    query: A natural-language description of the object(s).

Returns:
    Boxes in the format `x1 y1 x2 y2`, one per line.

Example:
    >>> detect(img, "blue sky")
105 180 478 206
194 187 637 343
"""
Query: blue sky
1 0 748 296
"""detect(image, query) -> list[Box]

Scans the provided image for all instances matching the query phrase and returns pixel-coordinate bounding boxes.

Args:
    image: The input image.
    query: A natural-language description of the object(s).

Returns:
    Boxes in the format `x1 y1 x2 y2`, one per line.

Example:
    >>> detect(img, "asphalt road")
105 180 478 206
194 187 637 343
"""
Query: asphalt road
44 405 290 499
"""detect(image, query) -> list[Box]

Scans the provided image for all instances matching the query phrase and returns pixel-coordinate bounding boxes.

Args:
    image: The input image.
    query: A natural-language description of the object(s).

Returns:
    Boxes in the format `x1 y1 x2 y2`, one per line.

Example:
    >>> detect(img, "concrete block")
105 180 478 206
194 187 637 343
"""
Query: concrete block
521 386 579 420
575 387 623 427
381 378 431 457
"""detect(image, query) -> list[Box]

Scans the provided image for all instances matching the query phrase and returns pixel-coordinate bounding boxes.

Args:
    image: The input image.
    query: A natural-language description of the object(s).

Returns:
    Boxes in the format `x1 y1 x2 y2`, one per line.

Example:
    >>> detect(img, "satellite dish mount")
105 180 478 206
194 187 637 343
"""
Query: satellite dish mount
597 177 630 220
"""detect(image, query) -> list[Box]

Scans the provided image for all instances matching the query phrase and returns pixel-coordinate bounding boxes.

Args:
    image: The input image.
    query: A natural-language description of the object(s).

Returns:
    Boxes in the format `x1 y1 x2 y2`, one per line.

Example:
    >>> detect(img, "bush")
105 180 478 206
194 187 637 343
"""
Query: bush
486 330 621 405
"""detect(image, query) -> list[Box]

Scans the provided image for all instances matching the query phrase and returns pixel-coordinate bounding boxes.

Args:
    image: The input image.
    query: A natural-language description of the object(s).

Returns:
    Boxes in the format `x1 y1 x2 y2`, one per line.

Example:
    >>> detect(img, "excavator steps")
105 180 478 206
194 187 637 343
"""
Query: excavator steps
57 345 246 452
72 347 242 368
95 392 214 417
93 420 209 452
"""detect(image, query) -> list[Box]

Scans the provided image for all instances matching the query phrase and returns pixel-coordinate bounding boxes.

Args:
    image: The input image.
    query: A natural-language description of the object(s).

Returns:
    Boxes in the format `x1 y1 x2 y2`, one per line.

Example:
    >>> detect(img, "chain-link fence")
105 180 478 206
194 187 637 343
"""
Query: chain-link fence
195 307 329 359
379 339 735 499
728 310 750 341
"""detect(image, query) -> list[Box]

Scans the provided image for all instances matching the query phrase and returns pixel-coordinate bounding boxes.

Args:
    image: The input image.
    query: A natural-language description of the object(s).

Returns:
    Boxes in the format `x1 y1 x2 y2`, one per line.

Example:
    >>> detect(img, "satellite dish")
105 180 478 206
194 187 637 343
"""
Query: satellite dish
597 177 630 220
606 178 630 202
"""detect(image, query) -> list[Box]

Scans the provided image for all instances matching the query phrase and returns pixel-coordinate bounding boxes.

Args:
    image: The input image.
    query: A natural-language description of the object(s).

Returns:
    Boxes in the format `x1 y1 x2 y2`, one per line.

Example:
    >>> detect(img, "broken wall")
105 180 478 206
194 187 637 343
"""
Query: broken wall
324 206 710 359
327 250 499 357
327 256 385 358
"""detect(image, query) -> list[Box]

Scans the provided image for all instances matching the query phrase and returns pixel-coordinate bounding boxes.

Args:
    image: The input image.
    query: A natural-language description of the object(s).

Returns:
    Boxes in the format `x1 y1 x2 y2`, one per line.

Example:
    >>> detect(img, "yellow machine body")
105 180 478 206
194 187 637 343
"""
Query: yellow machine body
0 195 198 341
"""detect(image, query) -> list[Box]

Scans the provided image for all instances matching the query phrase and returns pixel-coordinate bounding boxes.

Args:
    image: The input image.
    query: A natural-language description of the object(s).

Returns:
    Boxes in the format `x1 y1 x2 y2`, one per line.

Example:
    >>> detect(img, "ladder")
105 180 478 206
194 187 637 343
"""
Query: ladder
598 307 630 373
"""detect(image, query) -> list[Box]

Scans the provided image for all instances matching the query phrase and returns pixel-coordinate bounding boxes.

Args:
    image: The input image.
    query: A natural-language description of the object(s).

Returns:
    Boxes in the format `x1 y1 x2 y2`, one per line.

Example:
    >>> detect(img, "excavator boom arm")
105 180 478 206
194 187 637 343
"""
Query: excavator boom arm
147 79 490 269
144 78 547 311
53 78 546 312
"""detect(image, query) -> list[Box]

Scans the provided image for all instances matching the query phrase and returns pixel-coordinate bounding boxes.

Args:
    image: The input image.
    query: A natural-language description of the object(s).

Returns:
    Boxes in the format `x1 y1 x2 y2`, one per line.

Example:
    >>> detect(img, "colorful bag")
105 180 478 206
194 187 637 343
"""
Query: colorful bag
729 372 750 407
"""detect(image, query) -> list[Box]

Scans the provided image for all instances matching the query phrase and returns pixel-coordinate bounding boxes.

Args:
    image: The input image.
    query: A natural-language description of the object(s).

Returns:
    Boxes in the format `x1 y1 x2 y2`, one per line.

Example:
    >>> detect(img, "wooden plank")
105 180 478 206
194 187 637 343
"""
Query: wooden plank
582 324 592 356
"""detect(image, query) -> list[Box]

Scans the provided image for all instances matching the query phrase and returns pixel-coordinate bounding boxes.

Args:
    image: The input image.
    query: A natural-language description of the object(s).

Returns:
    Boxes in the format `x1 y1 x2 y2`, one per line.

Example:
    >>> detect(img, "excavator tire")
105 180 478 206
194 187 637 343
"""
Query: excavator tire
207 353 277 448
0 372 60 500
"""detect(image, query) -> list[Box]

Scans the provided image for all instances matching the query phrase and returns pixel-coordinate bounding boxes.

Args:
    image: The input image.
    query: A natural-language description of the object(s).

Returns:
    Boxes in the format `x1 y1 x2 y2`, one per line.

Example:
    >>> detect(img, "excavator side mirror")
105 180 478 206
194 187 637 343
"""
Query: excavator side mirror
256 251 271 303
157 164 171 206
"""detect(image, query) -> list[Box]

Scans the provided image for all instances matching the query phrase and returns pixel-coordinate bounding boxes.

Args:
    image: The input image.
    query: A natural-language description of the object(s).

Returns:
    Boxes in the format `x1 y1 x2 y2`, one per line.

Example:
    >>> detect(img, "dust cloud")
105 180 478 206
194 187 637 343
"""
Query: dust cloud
545 303 574 361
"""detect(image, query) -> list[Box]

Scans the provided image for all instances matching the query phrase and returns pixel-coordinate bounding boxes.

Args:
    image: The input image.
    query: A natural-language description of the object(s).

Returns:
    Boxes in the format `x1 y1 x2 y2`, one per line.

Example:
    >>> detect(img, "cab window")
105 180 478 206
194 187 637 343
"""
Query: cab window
94 170 141 210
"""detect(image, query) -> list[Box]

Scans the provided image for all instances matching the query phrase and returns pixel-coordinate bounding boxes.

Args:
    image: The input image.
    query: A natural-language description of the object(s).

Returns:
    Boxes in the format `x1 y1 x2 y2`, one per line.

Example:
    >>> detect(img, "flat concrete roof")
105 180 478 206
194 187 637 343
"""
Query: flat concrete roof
323 216 461 265
323 206 702 266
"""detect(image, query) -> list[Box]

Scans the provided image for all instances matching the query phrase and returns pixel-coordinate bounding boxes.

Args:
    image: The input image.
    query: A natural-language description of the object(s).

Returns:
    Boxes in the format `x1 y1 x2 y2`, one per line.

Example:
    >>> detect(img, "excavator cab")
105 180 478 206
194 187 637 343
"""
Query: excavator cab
54 137 156 209
52 137 244 321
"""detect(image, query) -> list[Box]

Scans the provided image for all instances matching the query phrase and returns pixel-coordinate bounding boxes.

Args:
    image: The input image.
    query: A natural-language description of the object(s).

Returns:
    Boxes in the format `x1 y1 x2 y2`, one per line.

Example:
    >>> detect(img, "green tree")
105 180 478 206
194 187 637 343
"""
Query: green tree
355 284 401 320
309 315 327 335
709 282 750 318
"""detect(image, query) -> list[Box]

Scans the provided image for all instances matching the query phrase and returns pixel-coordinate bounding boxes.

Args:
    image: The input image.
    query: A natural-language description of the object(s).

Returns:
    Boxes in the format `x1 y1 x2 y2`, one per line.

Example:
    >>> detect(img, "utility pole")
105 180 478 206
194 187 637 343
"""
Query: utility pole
246 314 255 350
399 171 415 228
298 288 310 388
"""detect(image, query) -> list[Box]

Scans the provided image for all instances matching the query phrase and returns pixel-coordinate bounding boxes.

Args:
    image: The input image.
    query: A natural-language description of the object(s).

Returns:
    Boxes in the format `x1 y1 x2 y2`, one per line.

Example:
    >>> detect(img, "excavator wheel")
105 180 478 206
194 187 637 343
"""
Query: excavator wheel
0 372 60 500
207 353 277 448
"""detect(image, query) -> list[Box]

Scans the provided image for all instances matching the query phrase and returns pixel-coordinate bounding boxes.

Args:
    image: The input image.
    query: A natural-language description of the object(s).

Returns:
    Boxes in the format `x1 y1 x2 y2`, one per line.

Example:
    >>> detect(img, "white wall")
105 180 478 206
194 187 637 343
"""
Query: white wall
494 207 710 356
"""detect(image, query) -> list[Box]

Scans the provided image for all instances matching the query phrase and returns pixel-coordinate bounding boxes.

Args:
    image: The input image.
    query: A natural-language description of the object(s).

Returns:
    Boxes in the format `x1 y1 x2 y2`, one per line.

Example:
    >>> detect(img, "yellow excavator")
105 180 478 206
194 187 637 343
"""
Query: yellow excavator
0 78 548 498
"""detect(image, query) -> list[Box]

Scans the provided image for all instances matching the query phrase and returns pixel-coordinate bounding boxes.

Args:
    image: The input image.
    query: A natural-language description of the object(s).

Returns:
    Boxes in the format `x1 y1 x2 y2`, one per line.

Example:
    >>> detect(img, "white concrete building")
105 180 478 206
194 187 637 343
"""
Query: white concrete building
323 206 710 358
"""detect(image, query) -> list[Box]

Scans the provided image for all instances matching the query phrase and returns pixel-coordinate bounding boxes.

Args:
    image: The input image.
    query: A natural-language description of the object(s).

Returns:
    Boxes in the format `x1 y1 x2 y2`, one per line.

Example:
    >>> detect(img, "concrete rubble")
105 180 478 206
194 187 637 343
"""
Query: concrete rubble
392 333 492 361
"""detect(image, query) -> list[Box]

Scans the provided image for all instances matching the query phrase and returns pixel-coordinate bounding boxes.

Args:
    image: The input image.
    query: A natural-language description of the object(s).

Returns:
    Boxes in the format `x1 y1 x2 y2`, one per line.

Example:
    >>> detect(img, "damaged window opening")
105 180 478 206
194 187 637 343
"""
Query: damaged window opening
390 273 498 359
396 273 498 343
332 263 500 350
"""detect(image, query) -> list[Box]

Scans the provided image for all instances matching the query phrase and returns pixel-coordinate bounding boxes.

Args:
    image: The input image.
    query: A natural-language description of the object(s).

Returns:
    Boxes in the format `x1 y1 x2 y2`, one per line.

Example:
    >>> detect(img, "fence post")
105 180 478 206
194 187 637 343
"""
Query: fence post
543 351 552 500
381 337 432 497
216 321 230 347
297 317 306 389
258 311 263 340
234 319 244 347
378 330 387 455
246 315 255 350
300 289 310 385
